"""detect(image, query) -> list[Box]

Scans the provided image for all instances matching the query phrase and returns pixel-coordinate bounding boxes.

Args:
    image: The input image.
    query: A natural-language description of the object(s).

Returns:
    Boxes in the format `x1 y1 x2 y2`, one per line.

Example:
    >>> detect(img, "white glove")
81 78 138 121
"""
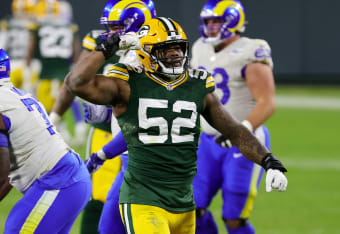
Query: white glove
119 32 141 50
82 102 112 124
265 169 288 192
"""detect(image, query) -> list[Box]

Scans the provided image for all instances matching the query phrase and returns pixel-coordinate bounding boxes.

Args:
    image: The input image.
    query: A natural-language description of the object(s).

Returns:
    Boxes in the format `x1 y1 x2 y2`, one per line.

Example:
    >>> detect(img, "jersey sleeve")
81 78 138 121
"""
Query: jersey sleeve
247 39 274 69
205 72 215 93
189 68 215 94
81 30 104 51
26 21 39 33
106 63 130 81
0 19 8 30
70 23 79 34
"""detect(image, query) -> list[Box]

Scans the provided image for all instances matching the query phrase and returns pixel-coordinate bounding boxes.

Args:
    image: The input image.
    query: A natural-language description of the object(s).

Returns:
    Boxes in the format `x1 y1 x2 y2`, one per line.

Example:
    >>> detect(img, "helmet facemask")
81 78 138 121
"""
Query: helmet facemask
0 49 11 80
99 0 156 41
150 40 189 80
199 0 246 45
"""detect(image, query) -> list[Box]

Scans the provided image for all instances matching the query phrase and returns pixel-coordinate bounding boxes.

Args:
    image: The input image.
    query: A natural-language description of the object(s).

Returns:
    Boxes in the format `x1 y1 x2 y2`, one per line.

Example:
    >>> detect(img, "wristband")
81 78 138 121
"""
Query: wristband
241 119 253 132
49 112 61 126
261 153 287 173
96 149 107 160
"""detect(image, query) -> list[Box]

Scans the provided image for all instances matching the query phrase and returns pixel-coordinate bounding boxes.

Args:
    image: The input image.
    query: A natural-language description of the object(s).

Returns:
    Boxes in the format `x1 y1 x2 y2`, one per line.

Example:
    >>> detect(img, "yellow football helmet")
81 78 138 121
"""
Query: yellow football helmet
11 0 36 18
136 17 189 79
34 0 60 22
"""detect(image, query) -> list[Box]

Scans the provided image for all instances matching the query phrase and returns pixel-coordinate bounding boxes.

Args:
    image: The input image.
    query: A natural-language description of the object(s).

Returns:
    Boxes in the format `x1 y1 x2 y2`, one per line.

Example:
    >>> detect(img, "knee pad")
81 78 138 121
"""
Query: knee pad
196 209 218 234
224 218 248 228
224 218 255 234
196 208 208 219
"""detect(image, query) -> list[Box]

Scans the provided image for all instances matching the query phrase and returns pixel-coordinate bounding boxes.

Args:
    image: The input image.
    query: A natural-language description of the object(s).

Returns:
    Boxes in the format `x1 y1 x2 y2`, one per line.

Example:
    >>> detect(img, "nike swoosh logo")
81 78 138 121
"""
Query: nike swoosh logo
233 153 243 158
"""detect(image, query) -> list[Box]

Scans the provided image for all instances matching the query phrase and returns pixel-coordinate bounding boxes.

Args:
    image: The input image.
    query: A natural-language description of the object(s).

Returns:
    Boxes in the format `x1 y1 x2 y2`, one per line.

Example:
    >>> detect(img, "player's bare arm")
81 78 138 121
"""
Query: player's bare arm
51 50 93 117
72 35 82 63
245 62 276 129
25 32 36 66
202 92 268 165
0 114 12 201
51 83 76 117
65 50 131 109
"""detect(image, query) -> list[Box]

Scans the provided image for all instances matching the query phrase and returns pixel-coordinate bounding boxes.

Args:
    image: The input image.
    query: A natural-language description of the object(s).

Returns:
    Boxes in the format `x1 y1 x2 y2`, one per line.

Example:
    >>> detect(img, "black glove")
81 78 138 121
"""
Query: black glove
95 33 120 60
261 153 287 173
214 135 233 148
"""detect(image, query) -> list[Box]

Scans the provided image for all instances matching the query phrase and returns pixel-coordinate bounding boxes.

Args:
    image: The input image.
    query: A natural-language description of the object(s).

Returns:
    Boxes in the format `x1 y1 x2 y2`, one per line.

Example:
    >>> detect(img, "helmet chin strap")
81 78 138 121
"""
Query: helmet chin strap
204 36 222 46
156 57 187 80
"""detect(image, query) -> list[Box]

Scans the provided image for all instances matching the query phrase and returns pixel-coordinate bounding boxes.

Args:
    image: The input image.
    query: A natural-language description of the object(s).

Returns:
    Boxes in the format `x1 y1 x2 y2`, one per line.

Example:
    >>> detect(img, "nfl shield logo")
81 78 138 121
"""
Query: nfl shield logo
0 65 6 72
166 85 173 91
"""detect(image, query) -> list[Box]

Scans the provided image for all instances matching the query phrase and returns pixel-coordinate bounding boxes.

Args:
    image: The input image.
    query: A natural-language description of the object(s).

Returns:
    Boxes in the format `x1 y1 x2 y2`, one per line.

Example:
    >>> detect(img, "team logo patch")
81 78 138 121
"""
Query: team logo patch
0 65 6 71
166 85 173 91
254 45 271 58
137 25 150 38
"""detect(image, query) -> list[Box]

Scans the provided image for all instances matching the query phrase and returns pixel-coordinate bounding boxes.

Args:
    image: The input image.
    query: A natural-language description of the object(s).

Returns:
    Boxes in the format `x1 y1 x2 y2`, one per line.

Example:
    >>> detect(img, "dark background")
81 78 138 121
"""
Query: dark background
1 0 339 84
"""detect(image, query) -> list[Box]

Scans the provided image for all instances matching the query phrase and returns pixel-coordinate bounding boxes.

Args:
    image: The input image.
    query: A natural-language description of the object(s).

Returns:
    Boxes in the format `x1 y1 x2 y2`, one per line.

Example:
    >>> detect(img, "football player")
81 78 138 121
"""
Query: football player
191 1 278 233
0 48 92 233
26 0 85 145
49 0 156 233
65 16 288 233
1 0 40 92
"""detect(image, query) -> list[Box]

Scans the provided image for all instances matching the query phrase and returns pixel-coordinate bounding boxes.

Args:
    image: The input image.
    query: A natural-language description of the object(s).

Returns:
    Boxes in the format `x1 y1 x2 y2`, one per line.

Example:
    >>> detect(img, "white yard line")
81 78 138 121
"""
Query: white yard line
282 158 340 171
276 96 340 110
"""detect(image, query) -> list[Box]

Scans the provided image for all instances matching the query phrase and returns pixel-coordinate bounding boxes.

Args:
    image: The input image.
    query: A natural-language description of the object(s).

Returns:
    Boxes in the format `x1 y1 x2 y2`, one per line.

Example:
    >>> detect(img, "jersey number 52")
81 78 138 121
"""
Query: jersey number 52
138 98 197 144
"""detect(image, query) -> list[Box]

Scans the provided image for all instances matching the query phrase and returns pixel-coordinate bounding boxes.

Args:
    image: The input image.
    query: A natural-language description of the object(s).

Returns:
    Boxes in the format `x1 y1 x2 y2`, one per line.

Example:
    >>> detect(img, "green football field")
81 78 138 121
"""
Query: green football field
1 85 339 233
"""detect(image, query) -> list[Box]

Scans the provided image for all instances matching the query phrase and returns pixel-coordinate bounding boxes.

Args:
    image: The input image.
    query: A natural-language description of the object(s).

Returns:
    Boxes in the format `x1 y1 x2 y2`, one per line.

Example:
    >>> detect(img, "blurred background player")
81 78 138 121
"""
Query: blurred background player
191 1 276 233
49 0 156 233
0 48 92 233
1 0 41 93
26 0 86 145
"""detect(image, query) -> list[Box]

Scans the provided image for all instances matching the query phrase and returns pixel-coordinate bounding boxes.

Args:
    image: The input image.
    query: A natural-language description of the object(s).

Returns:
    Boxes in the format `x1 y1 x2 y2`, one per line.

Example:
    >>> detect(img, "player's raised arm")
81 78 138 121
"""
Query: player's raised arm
202 91 288 192
65 33 139 106
65 33 120 105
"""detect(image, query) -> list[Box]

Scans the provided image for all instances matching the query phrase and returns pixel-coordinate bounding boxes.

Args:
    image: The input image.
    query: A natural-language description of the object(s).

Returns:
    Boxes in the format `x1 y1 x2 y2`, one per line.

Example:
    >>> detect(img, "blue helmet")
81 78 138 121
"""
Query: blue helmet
199 0 246 44
0 49 10 80
100 0 157 34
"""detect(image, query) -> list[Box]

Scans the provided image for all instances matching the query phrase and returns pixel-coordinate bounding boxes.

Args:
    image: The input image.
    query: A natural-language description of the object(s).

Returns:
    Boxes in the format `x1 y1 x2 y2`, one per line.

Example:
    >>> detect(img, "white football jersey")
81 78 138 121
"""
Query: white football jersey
0 81 70 192
191 37 273 135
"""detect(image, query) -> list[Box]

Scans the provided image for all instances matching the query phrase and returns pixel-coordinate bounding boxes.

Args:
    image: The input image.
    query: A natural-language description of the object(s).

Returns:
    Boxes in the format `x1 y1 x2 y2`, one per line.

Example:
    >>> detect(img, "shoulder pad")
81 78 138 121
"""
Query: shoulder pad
0 20 8 30
106 63 130 81
70 24 79 33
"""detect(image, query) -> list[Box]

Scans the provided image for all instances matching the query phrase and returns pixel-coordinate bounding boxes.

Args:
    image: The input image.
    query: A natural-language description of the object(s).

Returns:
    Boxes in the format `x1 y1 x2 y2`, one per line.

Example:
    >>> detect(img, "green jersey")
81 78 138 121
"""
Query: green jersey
107 63 215 212
29 20 78 80
82 29 120 132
